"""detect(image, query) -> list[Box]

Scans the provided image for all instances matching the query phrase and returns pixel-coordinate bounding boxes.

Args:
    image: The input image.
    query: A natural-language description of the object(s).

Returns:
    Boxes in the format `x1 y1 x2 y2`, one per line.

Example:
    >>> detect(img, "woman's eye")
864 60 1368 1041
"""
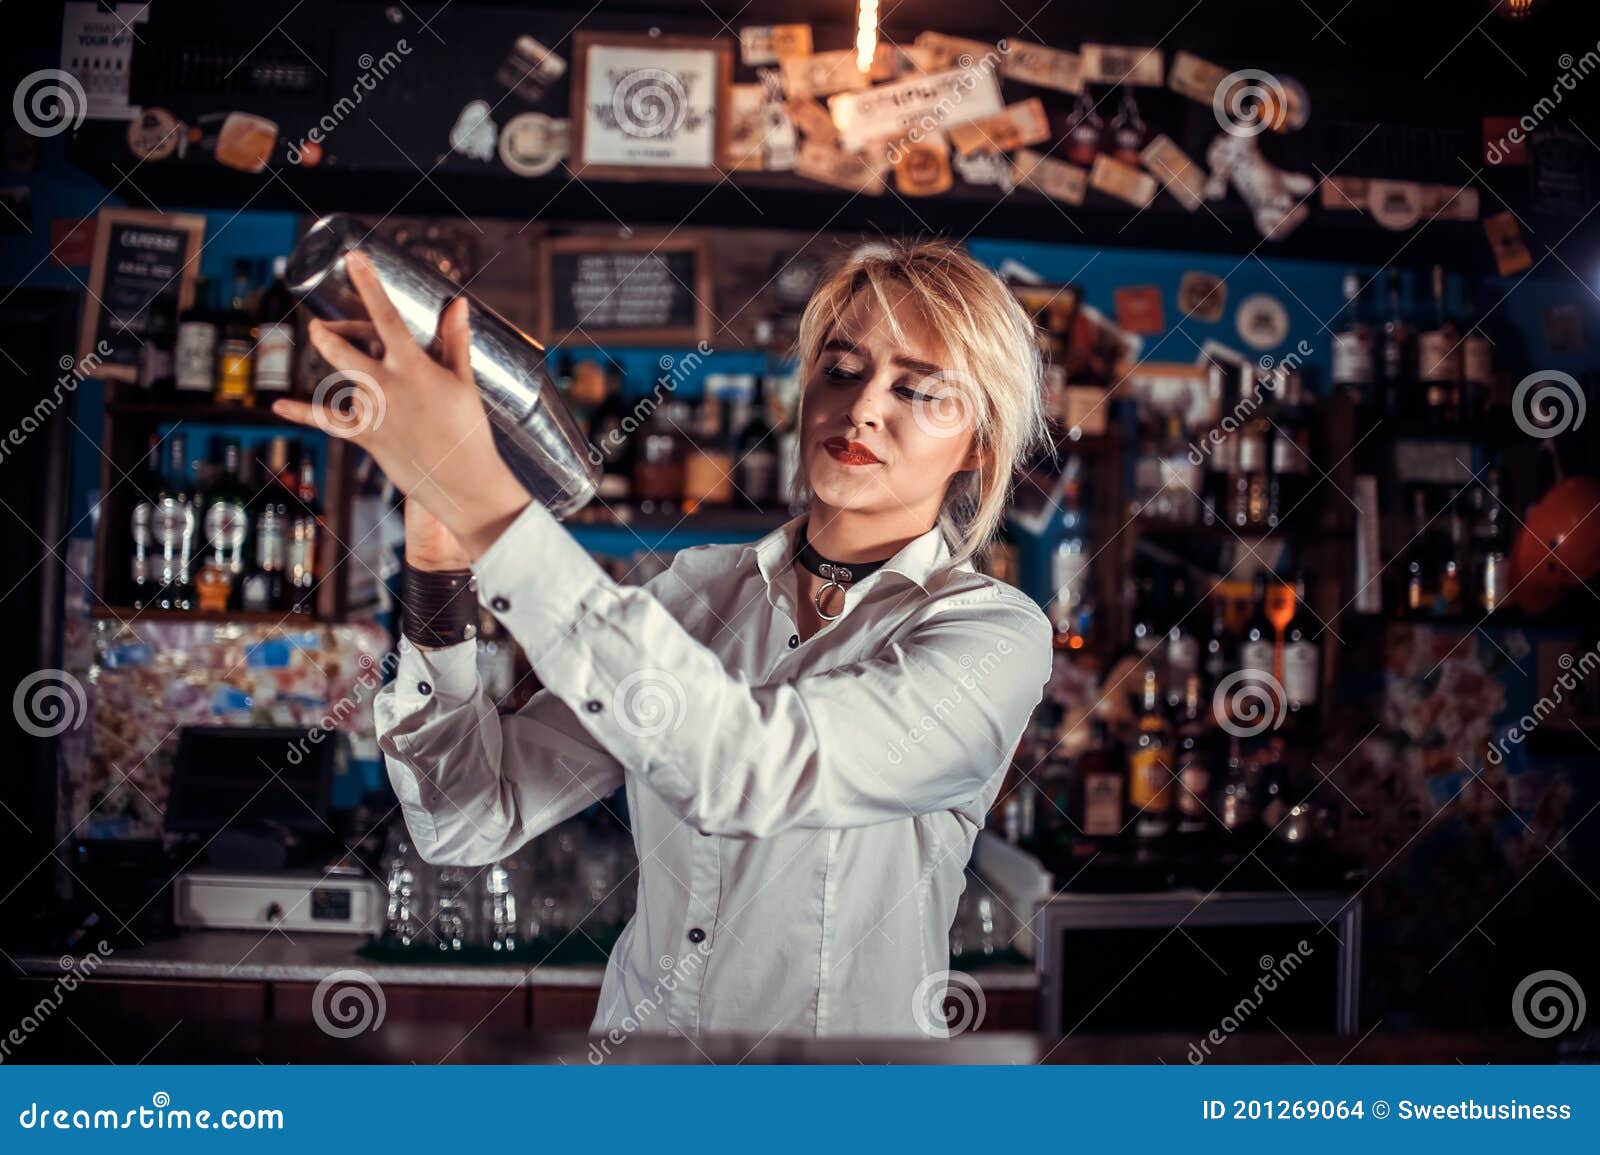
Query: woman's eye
896 385 940 403
824 364 861 381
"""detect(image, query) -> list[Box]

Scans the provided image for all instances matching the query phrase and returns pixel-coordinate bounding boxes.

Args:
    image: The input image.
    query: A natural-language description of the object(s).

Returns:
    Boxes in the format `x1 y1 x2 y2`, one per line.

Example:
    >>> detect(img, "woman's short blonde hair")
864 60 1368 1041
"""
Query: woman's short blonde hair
790 238 1050 569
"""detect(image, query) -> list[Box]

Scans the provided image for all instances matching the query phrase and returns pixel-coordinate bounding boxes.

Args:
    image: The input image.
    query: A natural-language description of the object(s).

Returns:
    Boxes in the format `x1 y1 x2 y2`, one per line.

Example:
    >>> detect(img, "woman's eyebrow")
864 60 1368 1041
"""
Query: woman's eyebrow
891 353 943 378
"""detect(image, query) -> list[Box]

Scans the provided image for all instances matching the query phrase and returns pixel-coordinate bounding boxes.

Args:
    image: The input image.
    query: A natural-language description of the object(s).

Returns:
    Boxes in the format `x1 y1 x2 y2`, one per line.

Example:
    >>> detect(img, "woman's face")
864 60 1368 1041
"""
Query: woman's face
799 285 982 526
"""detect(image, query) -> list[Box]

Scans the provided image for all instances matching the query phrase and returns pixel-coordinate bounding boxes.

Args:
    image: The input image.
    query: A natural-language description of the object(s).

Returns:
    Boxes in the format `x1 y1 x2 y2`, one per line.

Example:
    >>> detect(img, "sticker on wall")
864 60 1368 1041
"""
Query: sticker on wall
126 107 180 162
499 112 568 176
1484 211 1533 275
1113 285 1165 335
1235 293 1289 350
894 137 954 197
449 100 498 162
1178 271 1227 322
1367 179 1424 230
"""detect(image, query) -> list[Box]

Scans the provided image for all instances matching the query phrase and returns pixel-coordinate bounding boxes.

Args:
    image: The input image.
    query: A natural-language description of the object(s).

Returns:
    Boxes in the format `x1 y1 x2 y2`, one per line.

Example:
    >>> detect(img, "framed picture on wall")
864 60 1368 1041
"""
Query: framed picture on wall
569 31 733 181
537 233 713 347
77 207 206 383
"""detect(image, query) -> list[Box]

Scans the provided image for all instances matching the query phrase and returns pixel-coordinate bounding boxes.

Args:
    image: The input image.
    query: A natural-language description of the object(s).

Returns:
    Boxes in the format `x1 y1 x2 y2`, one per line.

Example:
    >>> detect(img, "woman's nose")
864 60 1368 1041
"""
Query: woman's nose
845 380 886 429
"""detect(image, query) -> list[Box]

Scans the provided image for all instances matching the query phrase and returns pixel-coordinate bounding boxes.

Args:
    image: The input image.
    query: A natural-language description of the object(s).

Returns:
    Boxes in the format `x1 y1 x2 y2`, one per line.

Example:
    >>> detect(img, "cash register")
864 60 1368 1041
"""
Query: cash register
165 726 385 935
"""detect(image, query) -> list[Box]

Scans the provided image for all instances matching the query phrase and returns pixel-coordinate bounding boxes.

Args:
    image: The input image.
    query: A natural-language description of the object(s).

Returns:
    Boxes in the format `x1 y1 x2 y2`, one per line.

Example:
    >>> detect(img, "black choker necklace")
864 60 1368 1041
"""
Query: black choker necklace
794 524 891 622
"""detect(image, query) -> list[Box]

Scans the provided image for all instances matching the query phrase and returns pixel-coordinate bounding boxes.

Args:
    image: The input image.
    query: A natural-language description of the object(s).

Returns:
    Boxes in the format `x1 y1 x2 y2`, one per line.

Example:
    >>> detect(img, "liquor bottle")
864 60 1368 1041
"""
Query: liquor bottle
632 400 688 516
1062 90 1103 169
1079 719 1125 844
1402 488 1432 618
1218 735 1254 835
736 376 779 507
1330 270 1374 401
253 255 296 398
1459 278 1494 422
1378 269 1412 416
1267 391 1310 528
1230 402 1271 530
288 451 322 616
1164 608 1201 714
1281 576 1321 721
198 438 251 611
1257 737 1290 830
1471 468 1511 613
174 277 219 400
1105 88 1148 166
214 260 256 406
586 367 634 505
1200 422 1234 527
152 433 197 612
129 434 163 607
241 439 291 613
1417 265 1461 421
1239 575 1275 677
136 335 175 396
1128 667 1173 843
1436 508 1465 617
1172 673 1213 838
1262 576 1297 691
681 389 732 512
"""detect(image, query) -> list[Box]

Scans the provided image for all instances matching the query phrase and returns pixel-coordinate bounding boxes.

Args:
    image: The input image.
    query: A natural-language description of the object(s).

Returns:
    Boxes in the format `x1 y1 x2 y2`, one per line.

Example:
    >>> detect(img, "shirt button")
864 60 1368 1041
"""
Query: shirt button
489 595 510 612
417 680 432 696
788 634 799 648
585 699 603 713
686 927 706 944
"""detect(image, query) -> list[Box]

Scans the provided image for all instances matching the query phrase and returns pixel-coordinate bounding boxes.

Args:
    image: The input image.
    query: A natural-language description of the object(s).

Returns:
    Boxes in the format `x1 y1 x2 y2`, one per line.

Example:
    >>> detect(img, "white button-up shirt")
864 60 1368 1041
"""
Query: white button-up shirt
374 499 1053 1038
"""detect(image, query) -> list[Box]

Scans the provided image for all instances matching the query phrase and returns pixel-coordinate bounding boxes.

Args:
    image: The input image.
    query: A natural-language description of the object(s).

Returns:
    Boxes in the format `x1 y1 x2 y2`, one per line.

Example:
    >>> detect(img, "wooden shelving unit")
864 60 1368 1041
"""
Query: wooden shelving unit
92 386 359 625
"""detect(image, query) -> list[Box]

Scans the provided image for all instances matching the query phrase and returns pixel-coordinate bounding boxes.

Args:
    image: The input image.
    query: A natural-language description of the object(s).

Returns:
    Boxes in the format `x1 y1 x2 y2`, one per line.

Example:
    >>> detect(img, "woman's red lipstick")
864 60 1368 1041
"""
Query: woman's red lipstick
823 437 882 466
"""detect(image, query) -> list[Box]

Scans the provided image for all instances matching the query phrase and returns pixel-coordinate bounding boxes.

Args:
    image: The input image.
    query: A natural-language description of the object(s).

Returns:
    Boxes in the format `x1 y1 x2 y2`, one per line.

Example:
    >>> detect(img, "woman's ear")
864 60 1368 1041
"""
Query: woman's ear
960 440 984 473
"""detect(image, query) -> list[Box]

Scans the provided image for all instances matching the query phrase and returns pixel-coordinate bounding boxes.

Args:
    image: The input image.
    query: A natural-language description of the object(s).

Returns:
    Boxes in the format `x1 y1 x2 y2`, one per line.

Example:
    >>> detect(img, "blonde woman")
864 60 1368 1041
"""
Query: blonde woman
274 239 1055 1039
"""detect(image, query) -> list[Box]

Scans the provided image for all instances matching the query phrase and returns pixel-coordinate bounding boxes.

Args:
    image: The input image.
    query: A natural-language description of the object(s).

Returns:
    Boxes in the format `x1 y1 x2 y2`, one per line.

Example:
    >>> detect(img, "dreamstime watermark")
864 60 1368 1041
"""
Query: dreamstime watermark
585 341 713 467
908 368 979 442
1212 668 1288 738
309 368 387 439
1486 640 1600 765
884 42 1011 167
885 636 1014 765
13 668 89 738
1486 45 1600 165
1511 369 1587 439
1187 941 1315 1063
1213 69 1289 139
12 68 87 138
586 940 715 1062
284 647 402 767
0 341 113 467
1188 342 1313 466
1512 969 1586 1038
286 41 413 165
911 968 986 1037
0 942 113 1063
311 969 387 1038
611 667 689 739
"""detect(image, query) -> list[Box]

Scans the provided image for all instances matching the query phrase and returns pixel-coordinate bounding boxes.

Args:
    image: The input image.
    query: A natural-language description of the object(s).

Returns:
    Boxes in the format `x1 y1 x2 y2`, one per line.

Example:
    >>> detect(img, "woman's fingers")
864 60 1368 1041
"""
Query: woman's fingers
438 296 474 381
344 249 415 358
319 319 383 357
306 316 383 381
269 393 379 442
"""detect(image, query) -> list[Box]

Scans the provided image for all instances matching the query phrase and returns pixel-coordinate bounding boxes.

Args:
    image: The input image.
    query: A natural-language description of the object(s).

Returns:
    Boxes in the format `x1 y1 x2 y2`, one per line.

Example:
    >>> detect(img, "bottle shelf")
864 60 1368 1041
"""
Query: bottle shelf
90 605 332 626
107 400 317 428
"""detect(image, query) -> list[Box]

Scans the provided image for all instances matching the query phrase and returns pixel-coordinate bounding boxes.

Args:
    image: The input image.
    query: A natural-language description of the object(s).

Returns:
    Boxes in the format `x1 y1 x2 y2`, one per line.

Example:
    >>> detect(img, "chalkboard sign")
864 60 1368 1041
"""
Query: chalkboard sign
538 235 712 346
78 208 206 382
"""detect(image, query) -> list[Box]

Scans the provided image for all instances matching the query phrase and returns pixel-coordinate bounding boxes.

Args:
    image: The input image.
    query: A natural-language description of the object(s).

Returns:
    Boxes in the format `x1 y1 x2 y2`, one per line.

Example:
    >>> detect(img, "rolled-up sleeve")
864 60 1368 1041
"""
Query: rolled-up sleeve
469 499 1054 838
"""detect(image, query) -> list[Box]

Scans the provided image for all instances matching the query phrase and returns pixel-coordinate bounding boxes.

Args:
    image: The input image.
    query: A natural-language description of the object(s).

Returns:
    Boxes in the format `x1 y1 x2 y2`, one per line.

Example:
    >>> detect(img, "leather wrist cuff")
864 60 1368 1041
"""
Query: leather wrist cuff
402 564 479 649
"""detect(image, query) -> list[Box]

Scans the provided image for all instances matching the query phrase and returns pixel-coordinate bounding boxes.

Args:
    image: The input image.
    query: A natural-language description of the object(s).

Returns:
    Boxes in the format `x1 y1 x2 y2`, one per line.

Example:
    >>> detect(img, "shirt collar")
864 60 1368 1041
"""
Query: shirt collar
744 511 955 596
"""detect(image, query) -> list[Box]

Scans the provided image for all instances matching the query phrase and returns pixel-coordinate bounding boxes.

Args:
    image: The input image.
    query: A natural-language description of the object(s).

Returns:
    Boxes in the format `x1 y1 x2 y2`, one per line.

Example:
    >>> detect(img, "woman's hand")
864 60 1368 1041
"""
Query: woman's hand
270 249 531 559
405 495 473 572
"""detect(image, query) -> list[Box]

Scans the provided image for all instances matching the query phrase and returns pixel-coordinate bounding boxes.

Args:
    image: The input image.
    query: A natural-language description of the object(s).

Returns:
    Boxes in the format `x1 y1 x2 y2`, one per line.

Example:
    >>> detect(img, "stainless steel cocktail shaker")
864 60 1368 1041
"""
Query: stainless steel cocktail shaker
284 213 599 519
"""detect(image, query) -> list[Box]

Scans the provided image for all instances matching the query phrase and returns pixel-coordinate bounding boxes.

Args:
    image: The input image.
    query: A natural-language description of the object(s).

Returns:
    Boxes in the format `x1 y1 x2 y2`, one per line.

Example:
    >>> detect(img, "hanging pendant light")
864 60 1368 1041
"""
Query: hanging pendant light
856 0 880 73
